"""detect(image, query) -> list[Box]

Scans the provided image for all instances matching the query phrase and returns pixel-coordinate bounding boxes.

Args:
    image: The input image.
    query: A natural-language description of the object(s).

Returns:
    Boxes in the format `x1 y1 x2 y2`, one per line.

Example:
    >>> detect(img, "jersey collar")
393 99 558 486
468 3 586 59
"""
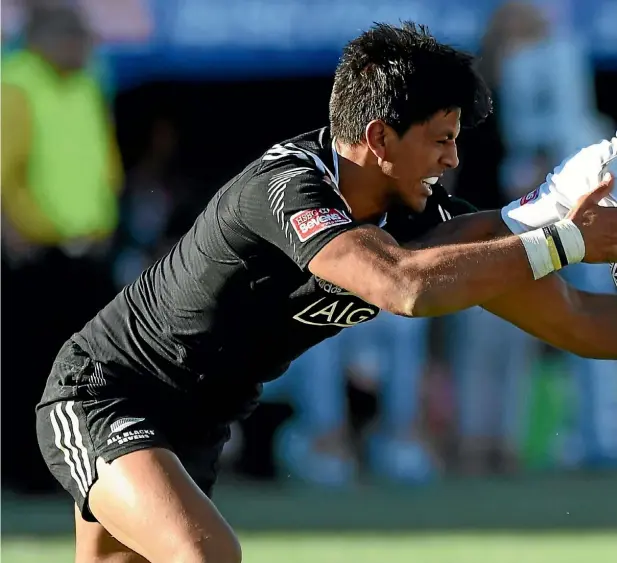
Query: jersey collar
330 133 387 228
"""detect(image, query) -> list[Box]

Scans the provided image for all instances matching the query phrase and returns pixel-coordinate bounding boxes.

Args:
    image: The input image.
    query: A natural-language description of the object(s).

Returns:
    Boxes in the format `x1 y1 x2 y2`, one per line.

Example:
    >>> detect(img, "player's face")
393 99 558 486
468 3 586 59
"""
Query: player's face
384 109 461 212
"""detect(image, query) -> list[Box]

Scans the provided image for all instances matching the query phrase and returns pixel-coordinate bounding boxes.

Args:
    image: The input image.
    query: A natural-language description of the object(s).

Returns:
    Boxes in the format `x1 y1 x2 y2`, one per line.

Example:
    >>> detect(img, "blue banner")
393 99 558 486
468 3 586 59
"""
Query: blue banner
4 0 617 87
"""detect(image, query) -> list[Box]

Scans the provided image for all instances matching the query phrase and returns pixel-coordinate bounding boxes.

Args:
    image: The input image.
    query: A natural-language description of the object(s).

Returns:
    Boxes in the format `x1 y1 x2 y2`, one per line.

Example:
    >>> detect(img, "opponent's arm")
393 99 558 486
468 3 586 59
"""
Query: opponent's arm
482 275 617 359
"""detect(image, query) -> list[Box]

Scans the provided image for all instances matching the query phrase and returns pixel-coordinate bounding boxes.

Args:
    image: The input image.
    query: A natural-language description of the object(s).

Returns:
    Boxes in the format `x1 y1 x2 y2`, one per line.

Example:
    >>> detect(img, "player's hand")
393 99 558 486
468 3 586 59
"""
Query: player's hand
567 174 617 264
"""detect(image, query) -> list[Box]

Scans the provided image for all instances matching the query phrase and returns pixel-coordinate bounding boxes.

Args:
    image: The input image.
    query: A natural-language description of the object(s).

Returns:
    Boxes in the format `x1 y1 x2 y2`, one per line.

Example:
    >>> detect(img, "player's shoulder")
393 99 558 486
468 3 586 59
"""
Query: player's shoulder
231 126 344 211
216 126 350 235
255 127 337 180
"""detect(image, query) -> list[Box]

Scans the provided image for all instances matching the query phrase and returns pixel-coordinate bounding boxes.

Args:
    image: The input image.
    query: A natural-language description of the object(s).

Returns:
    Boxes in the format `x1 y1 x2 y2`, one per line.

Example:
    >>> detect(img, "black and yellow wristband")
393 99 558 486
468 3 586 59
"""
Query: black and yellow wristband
542 225 569 270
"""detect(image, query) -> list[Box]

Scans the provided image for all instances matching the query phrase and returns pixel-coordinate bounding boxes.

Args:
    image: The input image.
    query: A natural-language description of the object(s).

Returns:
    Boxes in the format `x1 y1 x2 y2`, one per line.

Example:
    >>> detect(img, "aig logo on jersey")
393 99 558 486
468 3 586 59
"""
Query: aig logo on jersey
290 208 352 242
293 296 379 327
294 279 379 328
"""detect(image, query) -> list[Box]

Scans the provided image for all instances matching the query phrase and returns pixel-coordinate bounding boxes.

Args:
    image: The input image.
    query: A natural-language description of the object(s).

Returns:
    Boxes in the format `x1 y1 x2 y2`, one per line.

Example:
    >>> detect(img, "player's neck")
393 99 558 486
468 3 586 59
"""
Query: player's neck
335 141 390 222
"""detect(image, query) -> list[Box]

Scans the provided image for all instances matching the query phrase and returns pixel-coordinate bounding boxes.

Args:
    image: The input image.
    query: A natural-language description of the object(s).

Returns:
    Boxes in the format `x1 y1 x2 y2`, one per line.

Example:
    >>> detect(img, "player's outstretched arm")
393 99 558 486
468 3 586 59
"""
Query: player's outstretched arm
393 189 617 357
482 274 617 359
309 222 536 316
309 178 617 317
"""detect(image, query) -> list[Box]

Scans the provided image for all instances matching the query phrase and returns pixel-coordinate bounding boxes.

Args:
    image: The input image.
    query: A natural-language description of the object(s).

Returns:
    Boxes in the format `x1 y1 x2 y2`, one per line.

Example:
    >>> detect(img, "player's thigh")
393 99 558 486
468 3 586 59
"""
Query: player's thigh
36 340 237 562
88 447 241 563
74 505 149 563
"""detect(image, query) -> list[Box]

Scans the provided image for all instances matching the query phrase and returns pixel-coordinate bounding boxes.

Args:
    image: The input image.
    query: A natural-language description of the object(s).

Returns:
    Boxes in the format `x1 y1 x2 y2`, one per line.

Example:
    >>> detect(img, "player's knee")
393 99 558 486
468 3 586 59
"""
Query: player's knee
171 531 242 563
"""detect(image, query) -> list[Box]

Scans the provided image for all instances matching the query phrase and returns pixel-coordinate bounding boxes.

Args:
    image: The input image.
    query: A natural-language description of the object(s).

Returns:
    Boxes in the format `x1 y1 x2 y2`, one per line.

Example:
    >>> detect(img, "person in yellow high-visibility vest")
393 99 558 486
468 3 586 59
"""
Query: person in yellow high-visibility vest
1 5 122 494
1 5 122 264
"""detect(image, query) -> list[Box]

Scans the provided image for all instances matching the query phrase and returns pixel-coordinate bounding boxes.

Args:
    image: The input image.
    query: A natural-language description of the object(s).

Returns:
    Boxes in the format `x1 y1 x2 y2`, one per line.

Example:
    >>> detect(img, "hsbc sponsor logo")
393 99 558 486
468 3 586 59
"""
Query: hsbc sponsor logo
520 188 540 206
293 296 379 327
290 208 352 242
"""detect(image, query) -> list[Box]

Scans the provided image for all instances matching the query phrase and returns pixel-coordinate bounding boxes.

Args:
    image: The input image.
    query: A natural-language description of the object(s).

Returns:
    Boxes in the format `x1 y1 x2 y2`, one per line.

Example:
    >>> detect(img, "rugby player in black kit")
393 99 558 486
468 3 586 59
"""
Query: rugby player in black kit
36 22 617 563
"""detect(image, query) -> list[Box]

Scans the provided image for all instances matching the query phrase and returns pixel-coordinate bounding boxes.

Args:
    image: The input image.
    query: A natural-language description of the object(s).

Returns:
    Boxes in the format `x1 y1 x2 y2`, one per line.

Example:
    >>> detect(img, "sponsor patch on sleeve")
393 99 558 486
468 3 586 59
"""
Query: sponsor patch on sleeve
290 208 352 242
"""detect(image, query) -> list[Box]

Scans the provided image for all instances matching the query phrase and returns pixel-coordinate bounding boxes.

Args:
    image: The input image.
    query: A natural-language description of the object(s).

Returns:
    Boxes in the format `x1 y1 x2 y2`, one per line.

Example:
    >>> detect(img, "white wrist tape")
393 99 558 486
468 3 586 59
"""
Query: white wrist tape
519 229 554 279
519 219 585 280
554 219 586 265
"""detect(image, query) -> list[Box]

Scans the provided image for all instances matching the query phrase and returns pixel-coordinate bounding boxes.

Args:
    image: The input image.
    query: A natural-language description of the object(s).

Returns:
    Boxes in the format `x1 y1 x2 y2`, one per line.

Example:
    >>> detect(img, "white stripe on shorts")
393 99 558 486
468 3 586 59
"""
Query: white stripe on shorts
50 401 92 498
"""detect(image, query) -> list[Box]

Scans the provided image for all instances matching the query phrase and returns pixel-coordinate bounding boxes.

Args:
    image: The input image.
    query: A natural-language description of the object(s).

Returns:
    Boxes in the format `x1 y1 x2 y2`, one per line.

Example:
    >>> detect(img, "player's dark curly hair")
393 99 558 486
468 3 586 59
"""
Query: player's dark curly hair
329 22 493 144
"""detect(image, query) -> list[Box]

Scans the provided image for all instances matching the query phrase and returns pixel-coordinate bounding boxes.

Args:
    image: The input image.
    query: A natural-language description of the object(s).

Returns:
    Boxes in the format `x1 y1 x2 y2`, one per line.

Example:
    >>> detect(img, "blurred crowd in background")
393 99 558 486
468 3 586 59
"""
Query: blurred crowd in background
2 0 617 497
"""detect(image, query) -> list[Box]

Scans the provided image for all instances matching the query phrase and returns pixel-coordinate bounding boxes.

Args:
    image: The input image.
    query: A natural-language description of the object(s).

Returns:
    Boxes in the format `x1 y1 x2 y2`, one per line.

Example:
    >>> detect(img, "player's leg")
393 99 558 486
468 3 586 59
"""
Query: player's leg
87 447 241 563
36 339 239 563
74 505 148 563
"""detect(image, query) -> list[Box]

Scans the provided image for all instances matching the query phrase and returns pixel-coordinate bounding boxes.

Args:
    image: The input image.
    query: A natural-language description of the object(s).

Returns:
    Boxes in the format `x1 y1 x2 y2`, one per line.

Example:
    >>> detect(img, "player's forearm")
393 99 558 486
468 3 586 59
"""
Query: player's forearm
395 209 539 317
310 215 584 320
567 291 617 359
399 235 537 317
483 276 617 359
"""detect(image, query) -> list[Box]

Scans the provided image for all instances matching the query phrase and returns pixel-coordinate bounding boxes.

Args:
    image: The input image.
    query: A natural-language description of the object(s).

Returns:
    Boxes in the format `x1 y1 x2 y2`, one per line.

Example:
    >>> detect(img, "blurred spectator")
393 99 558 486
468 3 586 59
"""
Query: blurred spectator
453 0 616 475
450 1 548 475
450 309 536 475
1 0 117 102
353 315 438 484
1 4 121 263
562 265 617 467
264 313 437 486
112 116 187 290
496 2 610 198
494 1 617 469
1 5 121 491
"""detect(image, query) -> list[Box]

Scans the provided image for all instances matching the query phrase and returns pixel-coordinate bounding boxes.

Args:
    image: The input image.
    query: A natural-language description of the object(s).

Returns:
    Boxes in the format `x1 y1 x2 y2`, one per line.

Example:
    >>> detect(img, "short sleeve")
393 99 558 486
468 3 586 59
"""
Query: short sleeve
238 160 359 269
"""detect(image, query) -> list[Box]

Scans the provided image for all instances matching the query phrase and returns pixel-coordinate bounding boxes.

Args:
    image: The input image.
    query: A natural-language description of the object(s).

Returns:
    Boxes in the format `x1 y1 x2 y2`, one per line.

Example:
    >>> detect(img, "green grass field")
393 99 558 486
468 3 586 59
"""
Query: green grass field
3 533 617 563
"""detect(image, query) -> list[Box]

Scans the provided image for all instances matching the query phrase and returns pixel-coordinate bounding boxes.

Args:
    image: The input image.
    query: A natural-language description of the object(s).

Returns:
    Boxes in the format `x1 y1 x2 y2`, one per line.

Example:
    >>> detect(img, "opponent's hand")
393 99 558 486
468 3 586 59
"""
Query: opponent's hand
567 174 617 264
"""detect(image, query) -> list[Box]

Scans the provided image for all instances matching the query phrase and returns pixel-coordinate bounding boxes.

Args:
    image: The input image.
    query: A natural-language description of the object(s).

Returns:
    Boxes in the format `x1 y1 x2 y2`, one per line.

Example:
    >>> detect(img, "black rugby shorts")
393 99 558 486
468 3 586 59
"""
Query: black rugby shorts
35 340 230 522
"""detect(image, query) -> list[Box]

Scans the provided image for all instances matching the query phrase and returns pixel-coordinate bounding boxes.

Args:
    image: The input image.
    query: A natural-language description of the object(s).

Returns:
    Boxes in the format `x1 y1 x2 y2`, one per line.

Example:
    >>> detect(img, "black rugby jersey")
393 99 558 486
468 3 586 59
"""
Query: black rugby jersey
74 127 475 392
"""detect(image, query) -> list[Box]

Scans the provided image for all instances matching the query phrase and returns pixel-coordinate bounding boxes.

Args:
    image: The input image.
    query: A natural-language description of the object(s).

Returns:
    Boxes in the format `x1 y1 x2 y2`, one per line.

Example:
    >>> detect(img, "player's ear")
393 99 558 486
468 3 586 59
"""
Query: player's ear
365 120 389 161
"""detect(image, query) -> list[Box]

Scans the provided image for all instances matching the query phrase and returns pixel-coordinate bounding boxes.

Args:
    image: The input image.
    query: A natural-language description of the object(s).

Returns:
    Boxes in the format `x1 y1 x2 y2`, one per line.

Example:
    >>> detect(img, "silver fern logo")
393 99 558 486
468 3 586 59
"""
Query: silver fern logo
110 417 145 435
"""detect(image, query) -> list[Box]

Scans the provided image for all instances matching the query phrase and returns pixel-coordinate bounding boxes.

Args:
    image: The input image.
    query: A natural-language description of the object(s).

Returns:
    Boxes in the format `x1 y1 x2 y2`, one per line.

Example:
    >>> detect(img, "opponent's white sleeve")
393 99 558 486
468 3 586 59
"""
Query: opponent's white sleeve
501 135 617 235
